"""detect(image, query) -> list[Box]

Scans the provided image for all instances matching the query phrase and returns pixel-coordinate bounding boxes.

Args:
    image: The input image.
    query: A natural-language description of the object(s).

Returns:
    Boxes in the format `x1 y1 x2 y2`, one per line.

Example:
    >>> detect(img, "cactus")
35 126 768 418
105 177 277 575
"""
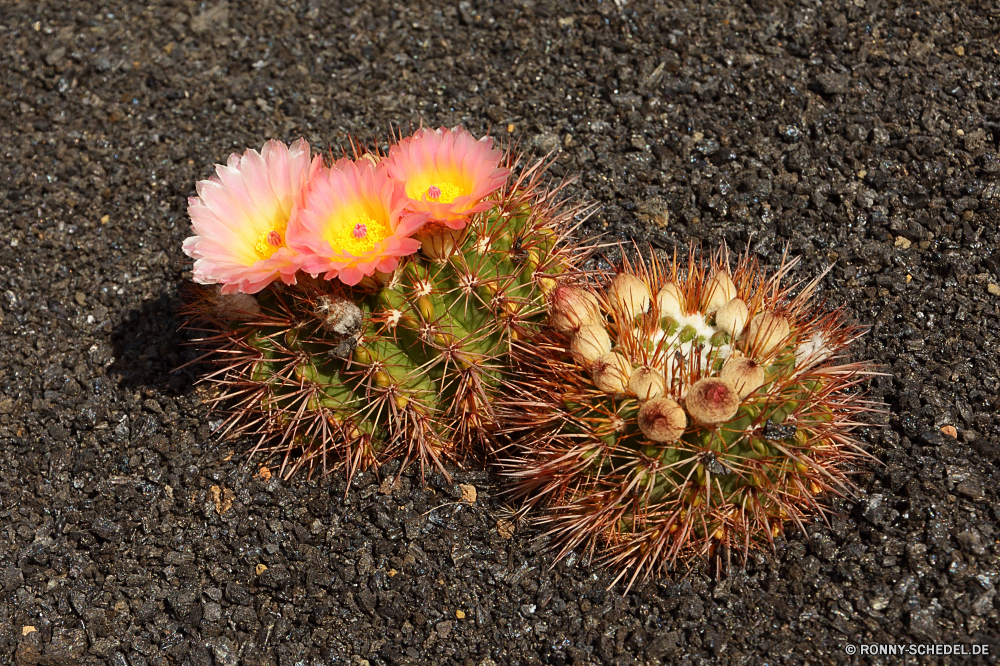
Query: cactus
499 246 878 586
183 154 592 482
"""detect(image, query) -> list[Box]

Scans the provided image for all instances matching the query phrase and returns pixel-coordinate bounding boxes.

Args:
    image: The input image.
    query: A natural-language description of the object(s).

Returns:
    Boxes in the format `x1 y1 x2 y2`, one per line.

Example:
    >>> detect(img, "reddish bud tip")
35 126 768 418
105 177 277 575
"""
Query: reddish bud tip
685 377 740 425
550 286 602 334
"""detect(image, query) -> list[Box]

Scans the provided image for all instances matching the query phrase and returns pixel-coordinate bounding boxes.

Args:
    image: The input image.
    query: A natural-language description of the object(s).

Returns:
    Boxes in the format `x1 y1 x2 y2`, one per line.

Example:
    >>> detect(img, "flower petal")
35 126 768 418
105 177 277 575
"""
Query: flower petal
287 158 427 286
181 139 317 293
385 126 509 229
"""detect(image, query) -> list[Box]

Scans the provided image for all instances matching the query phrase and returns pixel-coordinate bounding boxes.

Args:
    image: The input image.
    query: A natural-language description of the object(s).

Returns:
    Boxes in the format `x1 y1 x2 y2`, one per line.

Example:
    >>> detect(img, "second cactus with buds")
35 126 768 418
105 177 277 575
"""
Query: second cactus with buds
500 247 876 585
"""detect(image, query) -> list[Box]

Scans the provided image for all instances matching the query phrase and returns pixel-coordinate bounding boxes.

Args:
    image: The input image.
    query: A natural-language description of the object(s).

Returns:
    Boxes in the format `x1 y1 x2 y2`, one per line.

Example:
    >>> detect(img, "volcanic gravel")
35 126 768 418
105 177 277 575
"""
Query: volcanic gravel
1 0 999 664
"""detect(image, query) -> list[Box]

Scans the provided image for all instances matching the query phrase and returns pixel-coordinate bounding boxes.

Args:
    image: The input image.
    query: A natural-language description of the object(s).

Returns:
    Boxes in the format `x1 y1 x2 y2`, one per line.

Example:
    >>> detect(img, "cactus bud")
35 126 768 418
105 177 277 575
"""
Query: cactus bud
710 331 731 347
374 369 393 388
539 276 558 294
415 222 465 261
608 273 651 319
678 324 698 343
592 352 632 396
715 297 749 338
571 324 612 365
628 366 664 401
656 282 685 319
355 269 395 292
685 378 740 425
212 288 261 319
703 272 737 314
638 397 687 443
747 311 790 355
417 295 436 321
549 285 602 334
720 356 765 399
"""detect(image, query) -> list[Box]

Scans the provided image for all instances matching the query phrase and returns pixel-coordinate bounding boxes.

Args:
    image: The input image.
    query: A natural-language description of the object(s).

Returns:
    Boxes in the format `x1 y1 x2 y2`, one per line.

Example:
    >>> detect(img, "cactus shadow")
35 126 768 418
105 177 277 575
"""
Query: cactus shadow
107 290 200 395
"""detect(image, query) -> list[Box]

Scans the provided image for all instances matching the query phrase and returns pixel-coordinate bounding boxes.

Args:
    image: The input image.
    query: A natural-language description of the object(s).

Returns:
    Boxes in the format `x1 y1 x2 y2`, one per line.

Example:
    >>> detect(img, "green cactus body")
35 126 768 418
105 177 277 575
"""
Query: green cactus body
500 247 876 585
184 159 588 481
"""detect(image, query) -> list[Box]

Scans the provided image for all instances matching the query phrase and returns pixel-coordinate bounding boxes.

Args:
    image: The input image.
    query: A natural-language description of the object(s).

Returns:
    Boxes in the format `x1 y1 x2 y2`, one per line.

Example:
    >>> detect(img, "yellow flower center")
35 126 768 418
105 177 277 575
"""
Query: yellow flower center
329 214 391 255
426 182 462 204
254 227 285 260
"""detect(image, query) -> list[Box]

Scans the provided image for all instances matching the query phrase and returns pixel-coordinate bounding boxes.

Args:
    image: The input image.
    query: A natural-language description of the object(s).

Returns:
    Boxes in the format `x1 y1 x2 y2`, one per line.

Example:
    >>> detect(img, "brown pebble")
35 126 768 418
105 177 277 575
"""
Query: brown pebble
497 519 516 539
941 425 958 439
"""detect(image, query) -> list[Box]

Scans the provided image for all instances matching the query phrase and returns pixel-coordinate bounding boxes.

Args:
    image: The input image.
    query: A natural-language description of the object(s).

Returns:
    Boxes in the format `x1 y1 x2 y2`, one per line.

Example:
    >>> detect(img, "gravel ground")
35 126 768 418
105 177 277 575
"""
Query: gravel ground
1 0 999 664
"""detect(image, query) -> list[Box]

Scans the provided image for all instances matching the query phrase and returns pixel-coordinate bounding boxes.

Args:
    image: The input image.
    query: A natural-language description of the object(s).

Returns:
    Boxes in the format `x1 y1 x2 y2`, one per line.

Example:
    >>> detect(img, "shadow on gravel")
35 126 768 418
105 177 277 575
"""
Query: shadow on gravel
107 291 199 395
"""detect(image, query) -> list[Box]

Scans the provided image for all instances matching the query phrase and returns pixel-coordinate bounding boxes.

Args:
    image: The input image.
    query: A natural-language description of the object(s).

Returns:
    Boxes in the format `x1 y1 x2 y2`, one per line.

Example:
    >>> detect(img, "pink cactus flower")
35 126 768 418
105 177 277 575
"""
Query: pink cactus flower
384 126 509 230
182 139 322 294
288 158 429 286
